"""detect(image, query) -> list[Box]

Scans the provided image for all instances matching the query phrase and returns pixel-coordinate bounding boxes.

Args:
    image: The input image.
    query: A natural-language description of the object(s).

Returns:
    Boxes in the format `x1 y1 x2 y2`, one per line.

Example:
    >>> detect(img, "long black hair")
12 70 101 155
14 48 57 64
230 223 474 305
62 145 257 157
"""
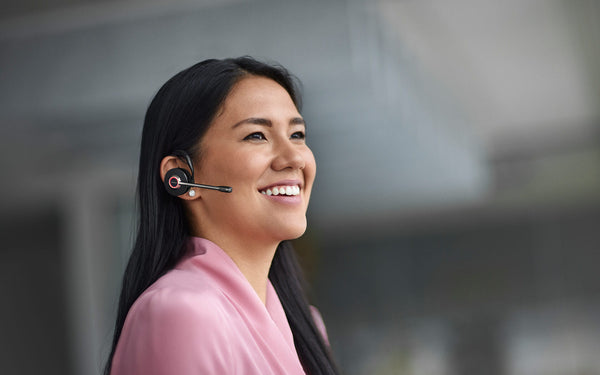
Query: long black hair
104 57 338 375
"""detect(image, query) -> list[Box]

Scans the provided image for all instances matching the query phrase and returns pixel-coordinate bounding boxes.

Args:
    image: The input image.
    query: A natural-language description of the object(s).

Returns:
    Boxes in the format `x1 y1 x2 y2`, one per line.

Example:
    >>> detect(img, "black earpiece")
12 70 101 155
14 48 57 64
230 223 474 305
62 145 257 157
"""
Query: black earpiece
164 168 193 196
163 150 232 196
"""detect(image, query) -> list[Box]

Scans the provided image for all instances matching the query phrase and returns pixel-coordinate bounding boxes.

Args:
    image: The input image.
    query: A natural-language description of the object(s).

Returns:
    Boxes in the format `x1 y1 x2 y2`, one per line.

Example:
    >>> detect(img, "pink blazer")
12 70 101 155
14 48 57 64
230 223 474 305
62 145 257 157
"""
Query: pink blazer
111 237 327 375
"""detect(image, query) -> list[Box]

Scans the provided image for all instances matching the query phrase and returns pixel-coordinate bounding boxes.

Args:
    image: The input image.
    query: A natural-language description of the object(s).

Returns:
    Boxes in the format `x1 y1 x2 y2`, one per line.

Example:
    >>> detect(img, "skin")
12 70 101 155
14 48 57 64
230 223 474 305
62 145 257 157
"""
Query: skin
160 76 316 304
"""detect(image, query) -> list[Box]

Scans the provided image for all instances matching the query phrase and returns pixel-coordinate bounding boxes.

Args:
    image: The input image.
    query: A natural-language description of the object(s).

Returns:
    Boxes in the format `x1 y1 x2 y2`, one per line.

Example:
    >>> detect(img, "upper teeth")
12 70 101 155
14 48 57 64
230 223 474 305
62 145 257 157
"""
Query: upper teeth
260 185 300 196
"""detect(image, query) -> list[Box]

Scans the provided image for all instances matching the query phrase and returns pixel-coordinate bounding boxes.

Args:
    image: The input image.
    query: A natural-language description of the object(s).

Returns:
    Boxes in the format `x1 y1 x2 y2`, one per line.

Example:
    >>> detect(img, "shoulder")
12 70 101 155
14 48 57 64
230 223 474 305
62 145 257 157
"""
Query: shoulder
135 277 230 328
111 272 235 375
127 269 235 341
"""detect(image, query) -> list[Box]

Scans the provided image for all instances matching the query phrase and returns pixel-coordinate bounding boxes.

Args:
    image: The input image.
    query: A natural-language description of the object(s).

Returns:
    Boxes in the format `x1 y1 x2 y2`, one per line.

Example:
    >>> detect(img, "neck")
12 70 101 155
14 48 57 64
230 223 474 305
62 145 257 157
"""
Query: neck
194 228 278 305
225 242 277 305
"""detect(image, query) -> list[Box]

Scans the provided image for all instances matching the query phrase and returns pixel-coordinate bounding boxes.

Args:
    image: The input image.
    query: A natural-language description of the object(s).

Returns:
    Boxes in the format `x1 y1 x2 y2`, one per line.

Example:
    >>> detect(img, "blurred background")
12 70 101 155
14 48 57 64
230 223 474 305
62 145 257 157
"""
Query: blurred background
1 0 599 374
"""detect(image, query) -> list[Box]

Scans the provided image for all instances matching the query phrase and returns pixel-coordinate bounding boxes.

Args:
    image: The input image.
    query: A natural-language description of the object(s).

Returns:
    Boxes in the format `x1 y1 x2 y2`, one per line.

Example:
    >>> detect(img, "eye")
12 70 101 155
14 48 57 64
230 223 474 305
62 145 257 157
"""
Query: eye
243 132 266 141
291 131 305 140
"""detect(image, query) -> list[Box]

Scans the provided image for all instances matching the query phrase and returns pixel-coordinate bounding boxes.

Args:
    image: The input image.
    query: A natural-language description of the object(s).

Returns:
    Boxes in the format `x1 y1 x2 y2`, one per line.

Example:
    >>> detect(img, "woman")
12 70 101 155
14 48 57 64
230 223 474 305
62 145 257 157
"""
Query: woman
105 57 339 375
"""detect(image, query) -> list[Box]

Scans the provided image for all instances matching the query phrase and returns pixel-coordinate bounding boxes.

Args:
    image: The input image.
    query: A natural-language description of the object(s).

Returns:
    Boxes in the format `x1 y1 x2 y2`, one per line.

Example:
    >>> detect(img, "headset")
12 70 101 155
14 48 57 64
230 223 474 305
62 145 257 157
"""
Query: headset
163 150 232 196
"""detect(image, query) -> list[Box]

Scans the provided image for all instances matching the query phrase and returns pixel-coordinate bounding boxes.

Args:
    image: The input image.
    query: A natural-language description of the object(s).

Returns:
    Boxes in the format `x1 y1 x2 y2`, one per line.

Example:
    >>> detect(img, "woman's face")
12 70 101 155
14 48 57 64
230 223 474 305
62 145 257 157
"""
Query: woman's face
191 76 316 245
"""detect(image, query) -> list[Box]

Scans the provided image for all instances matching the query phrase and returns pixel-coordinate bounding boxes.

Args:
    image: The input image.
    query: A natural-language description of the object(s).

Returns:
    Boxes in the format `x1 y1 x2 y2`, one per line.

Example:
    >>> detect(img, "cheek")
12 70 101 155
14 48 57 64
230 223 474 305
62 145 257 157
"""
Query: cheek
211 148 269 185
303 149 317 183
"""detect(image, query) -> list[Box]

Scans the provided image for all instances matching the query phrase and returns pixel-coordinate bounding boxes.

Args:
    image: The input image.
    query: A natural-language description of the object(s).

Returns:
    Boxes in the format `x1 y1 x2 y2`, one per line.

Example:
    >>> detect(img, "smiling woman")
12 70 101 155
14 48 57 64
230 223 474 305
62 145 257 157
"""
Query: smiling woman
104 58 338 375
179 76 317 271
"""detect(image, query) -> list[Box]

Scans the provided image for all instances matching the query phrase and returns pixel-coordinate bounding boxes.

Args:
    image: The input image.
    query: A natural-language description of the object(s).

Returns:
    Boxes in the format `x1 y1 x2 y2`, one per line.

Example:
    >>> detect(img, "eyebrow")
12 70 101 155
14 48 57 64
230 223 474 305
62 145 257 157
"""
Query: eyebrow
231 117 306 128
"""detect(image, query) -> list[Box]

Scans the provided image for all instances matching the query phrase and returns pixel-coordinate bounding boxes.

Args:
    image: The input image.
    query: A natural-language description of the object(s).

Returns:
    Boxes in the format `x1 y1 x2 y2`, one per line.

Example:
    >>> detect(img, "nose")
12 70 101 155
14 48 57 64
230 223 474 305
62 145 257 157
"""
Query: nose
271 139 305 171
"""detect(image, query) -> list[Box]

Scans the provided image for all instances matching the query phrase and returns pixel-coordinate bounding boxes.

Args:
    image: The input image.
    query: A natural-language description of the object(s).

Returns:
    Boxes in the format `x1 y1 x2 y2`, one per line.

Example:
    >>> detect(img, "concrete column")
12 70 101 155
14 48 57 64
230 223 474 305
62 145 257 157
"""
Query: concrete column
62 169 131 375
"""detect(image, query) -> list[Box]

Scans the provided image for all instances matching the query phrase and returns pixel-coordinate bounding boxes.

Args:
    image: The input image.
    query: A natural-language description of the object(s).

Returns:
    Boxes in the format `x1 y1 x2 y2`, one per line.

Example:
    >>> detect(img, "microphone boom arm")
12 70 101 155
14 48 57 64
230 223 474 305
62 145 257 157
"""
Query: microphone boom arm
178 181 232 193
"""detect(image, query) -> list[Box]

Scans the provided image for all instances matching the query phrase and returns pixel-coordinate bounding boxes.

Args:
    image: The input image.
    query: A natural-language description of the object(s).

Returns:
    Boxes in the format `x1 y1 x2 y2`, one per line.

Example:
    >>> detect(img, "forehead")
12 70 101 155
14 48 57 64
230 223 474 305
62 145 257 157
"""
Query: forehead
218 76 298 118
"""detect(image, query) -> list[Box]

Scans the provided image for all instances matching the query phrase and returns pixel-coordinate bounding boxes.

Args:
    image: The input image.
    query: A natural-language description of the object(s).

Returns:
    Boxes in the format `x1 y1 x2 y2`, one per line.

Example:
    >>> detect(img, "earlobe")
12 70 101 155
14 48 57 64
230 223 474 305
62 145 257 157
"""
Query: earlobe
180 188 201 201
181 188 200 200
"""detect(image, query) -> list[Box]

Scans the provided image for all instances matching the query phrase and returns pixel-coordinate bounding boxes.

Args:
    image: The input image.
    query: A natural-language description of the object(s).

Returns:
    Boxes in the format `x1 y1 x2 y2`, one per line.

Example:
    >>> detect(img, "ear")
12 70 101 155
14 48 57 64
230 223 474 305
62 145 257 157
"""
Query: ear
160 155 182 182
160 155 200 201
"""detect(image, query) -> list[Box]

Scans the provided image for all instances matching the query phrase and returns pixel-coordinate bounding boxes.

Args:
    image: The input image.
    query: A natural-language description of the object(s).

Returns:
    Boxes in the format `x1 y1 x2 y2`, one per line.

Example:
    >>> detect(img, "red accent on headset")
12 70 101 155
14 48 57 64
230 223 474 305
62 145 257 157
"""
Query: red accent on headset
169 176 180 189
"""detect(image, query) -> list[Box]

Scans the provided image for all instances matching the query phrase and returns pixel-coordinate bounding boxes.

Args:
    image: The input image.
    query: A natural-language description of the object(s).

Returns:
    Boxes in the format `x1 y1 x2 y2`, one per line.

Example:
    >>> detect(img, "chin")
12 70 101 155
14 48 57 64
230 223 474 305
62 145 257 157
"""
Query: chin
276 222 307 242
287 228 307 241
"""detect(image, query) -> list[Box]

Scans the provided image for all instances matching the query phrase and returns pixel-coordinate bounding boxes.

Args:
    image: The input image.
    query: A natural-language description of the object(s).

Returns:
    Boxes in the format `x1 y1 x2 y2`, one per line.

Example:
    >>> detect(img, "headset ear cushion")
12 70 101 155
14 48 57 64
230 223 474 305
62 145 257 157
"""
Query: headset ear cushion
164 168 191 196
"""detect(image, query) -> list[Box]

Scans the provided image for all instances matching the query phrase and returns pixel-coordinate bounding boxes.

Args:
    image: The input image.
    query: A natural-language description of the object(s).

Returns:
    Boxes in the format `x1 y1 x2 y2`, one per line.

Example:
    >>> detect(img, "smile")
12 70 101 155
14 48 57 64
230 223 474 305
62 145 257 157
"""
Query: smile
259 185 300 196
